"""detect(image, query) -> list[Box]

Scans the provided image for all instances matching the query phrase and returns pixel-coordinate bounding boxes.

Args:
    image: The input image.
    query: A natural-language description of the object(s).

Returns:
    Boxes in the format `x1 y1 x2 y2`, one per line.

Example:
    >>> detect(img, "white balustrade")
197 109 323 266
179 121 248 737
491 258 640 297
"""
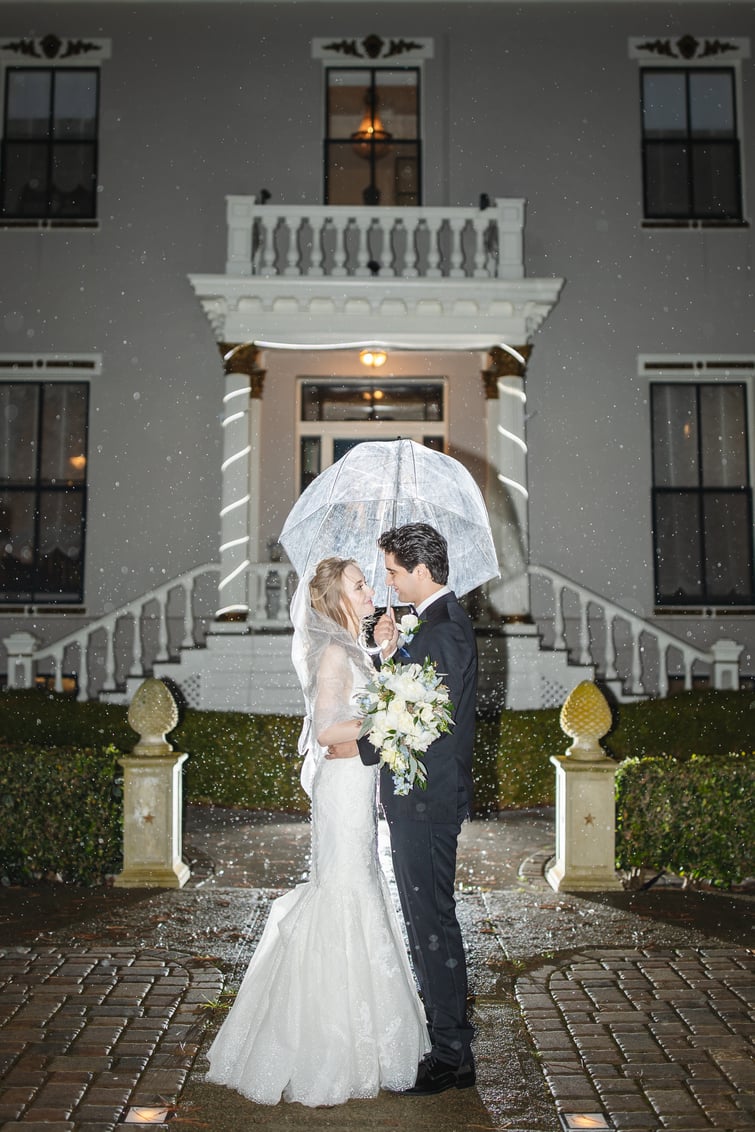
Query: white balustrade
225 195 525 280
529 564 743 699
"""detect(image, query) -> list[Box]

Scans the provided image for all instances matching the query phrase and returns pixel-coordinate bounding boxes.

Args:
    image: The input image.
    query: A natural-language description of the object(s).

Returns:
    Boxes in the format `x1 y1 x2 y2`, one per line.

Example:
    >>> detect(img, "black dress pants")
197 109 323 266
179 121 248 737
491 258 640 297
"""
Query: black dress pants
387 816 474 1066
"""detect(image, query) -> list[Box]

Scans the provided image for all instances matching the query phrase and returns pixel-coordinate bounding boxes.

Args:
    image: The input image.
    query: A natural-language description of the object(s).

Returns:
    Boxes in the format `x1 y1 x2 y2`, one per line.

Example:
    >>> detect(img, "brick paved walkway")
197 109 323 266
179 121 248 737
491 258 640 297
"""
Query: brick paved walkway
516 947 755 1131
0 947 222 1131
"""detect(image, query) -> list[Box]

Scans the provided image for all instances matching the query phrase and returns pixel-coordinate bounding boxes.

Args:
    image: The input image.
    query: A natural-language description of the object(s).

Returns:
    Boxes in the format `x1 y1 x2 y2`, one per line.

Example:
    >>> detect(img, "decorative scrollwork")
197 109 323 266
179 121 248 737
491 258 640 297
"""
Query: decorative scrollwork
0 33 103 60
321 34 423 60
634 34 738 61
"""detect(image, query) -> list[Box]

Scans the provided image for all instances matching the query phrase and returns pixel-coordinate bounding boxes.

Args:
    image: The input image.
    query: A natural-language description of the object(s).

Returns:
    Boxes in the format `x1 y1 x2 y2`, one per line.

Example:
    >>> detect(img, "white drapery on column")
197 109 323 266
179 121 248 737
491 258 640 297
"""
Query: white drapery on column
482 345 531 618
216 344 266 621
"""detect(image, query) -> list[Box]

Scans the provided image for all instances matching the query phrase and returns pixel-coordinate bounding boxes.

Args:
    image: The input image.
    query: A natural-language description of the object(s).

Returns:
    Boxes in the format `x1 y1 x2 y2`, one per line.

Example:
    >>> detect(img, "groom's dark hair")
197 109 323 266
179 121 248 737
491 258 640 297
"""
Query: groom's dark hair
378 523 449 585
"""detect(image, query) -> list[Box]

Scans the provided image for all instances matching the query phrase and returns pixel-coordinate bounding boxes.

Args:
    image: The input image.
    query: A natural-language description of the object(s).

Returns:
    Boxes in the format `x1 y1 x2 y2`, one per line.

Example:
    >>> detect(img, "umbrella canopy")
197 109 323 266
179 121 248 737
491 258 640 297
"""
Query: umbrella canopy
279 439 499 604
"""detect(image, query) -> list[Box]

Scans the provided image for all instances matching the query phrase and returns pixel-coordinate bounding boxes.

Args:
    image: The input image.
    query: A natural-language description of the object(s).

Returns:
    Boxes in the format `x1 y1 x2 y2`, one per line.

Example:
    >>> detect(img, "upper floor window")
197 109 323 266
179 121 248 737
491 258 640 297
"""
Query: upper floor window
641 67 743 221
0 380 89 603
651 381 754 605
325 67 420 207
1 66 99 220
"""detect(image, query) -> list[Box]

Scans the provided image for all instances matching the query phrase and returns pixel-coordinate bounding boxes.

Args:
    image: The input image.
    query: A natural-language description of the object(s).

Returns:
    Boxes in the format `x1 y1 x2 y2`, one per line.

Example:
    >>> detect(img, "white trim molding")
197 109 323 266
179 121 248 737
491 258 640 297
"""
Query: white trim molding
0 353 102 379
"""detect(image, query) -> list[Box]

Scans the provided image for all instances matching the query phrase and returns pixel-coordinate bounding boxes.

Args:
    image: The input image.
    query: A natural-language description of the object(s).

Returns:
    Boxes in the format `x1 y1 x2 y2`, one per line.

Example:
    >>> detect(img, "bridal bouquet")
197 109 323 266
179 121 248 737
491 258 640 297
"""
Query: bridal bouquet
355 658 453 795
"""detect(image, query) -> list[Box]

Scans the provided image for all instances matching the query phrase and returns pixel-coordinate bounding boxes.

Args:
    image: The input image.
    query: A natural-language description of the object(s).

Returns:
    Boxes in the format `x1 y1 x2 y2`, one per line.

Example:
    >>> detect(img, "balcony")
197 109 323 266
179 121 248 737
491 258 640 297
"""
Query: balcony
189 195 564 349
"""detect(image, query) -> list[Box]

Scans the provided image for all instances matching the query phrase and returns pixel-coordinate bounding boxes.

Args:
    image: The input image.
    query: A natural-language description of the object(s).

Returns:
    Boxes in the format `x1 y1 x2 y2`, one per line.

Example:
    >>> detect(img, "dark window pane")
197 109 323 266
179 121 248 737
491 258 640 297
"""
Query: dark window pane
36 489 84 600
689 71 735 137
51 143 97 217
690 141 741 219
0 384 39 482
703 492 754 601
1 142 50 216
699 384 747 487
301 382 443 422
300 436 321 493
652 383 698 488
644 141 690 217
40 383 88 484
0 490 36 600
6 70 51 139
643 71 687 137
654 491 703 601
53 71 98 139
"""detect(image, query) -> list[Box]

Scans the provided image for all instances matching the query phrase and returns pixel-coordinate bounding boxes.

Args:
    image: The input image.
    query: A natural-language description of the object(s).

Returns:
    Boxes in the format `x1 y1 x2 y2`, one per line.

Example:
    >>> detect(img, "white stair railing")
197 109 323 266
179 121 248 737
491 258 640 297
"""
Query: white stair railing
529 564 743 698
5 565 220 702
3 561 303 703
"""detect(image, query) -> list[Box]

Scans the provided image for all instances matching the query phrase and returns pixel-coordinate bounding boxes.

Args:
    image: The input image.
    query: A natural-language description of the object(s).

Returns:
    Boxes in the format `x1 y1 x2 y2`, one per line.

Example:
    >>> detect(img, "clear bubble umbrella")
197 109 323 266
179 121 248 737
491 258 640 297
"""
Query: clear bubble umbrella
279 438 499 606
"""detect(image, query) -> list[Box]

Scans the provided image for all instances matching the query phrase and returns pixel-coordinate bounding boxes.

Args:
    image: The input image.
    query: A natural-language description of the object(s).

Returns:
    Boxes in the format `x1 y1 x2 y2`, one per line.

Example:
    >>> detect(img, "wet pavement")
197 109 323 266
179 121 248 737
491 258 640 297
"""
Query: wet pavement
0 805 753 1131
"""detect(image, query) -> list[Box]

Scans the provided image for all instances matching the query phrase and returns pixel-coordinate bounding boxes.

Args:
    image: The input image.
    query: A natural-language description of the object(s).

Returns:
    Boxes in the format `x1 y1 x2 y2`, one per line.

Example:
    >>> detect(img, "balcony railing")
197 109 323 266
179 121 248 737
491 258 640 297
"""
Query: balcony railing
224 195 525 281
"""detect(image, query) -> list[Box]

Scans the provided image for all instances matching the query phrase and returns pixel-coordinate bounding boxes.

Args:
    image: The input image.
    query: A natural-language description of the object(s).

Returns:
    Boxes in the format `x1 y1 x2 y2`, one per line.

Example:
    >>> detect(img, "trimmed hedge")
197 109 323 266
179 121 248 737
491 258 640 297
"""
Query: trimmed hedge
615 752 755 887
2 688 755 886
0 743 123 885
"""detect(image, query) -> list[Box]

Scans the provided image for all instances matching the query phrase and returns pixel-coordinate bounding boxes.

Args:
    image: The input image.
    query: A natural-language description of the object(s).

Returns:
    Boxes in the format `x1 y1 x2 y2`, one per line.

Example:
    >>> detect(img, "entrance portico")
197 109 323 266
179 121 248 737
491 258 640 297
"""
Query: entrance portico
190 193 564 627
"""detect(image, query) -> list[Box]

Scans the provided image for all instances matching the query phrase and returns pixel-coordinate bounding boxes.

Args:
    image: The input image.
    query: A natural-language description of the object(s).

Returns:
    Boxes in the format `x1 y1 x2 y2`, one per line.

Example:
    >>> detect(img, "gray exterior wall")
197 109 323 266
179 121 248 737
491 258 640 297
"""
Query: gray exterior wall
1 1 753 682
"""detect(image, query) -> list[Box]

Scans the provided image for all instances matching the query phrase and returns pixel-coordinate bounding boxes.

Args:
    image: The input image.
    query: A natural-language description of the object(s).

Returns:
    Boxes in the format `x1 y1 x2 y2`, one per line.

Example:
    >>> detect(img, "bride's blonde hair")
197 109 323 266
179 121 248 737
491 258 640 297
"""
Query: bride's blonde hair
309 557 359 632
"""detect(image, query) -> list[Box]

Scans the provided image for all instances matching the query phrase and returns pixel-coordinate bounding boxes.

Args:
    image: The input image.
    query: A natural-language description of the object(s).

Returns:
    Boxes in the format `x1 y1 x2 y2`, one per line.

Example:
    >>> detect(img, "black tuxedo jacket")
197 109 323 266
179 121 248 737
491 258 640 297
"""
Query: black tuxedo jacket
359 591 478 824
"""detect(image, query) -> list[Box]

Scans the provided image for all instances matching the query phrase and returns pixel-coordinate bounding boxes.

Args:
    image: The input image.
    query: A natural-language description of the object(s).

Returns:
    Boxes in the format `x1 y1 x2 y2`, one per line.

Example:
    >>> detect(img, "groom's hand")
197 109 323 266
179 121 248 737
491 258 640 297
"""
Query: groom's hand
374 609 399 657
325 741 359 760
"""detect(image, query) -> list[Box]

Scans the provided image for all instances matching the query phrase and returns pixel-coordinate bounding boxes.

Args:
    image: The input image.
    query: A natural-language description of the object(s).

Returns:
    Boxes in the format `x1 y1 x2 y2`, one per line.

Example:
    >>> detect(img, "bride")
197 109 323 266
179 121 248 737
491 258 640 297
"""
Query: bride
205 556 430 1107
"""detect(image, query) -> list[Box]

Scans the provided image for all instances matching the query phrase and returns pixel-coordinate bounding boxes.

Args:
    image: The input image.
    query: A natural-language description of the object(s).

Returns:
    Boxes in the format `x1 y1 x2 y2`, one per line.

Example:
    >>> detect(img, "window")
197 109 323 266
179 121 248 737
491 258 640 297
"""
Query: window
325 68 420 206
0 382 89 603
1 67 99 220
298 379 445 493
651 382 754 605
641 67 742 221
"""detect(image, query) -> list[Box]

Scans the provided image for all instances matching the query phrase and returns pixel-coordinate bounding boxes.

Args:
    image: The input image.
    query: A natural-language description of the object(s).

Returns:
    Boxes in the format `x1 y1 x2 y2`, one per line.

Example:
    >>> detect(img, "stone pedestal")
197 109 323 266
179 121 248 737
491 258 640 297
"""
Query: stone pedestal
114 676 190 888
546 754 622 892
114 752 190 888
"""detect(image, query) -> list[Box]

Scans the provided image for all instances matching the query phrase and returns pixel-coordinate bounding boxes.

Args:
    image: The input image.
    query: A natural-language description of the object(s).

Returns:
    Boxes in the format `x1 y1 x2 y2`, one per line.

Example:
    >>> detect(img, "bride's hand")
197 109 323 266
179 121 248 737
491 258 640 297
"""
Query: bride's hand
325 740 359 760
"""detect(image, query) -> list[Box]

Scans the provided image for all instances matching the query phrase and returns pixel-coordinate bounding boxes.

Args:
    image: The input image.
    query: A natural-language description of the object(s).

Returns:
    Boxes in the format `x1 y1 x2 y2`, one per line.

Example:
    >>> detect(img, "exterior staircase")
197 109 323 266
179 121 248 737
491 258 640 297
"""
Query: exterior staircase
3 562 743 713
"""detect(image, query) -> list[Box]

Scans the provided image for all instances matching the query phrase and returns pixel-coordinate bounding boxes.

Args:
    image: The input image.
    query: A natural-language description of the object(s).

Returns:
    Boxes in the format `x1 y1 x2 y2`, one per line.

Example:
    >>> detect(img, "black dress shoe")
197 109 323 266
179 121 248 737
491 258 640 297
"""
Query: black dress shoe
403 1055 476 1096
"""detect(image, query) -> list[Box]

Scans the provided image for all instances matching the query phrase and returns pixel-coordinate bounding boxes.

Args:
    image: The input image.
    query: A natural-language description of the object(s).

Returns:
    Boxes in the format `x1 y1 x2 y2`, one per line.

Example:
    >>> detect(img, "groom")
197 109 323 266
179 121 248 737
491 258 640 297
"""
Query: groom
362 523 477 1095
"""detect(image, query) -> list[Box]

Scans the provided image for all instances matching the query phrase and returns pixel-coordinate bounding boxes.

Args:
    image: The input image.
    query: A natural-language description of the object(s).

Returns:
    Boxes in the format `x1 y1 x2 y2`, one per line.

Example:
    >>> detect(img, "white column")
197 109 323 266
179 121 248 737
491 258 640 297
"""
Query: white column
483 346 531 618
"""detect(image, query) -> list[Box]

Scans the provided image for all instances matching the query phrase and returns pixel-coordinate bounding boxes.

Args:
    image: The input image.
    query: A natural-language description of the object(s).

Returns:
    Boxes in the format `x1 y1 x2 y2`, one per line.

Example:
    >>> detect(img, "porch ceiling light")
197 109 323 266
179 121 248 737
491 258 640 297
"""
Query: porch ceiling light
359 348 387 368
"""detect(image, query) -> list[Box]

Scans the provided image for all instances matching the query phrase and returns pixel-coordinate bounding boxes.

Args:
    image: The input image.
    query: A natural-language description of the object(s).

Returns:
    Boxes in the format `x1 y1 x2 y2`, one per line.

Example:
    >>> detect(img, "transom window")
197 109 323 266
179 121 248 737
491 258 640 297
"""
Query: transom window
0 381 89 603
651 382 754 605
298 379 445 493
325 68 420 207
641 67 743 221
1 67 99 220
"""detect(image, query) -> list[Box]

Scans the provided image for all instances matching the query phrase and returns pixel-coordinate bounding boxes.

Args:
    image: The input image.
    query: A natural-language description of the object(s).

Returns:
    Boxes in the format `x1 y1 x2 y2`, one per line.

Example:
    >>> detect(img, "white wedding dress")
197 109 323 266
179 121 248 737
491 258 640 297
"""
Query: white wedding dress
205 652 430 1107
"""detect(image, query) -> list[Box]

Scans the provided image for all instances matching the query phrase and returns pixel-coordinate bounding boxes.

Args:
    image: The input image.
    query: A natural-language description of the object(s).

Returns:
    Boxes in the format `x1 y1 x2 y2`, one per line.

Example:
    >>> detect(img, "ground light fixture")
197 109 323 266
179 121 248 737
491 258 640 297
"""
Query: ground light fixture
559 1115 612 1130
121 1106 175 1124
